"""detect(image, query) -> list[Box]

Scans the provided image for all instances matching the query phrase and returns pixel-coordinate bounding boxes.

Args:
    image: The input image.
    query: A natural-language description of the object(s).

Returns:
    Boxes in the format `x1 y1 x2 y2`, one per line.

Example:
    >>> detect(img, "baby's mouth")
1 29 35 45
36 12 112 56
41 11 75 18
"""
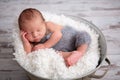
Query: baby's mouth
34 38 40 42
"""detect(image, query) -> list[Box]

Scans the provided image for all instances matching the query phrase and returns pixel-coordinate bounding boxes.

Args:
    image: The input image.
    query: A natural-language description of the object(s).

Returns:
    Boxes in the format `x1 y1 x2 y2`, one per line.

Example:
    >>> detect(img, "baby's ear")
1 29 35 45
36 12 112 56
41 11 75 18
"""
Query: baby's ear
20 30 23 33
20 30 26 35
20 30 26 33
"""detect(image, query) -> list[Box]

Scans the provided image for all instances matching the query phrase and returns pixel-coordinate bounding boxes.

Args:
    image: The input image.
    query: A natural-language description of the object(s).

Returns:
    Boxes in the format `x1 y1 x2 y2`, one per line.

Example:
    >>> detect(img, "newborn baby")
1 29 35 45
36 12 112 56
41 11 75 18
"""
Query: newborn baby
18 8 91 67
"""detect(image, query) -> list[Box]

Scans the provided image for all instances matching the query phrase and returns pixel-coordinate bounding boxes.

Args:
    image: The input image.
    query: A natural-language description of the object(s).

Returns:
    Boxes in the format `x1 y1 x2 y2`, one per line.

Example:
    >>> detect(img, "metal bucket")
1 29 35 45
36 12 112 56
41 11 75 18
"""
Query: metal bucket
18 16 110 80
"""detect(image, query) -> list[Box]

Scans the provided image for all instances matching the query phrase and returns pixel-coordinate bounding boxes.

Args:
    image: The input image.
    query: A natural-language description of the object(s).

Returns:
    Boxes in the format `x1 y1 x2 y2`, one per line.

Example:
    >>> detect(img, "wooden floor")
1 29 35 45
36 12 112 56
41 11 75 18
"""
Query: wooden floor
0 0 120 80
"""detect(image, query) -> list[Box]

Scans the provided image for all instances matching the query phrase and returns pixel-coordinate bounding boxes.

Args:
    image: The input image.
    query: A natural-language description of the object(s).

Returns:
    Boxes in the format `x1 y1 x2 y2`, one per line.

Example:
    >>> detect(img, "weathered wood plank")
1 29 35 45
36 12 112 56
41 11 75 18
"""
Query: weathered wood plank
0 59 22 70
92 55 120 80
0 34 13 43
0 0 120 18
0 70 29 80
0 52 14 58
0 47 13 54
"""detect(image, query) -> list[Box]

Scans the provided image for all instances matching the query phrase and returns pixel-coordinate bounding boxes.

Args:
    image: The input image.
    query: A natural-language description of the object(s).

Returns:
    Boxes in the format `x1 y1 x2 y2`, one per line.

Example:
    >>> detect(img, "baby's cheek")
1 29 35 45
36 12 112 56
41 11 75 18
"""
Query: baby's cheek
25 35 33 41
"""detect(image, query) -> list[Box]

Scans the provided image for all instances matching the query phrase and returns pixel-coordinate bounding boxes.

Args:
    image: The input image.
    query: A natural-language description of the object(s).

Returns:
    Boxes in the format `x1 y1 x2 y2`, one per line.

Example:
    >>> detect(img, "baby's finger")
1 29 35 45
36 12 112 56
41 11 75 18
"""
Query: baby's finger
64 59 70 67
66 58 73 66
32 46 39 51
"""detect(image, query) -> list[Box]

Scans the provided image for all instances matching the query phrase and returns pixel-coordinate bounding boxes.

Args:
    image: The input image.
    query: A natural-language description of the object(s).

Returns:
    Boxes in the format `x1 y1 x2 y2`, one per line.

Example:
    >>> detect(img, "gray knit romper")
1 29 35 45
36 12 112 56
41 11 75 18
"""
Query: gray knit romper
40 26 91 52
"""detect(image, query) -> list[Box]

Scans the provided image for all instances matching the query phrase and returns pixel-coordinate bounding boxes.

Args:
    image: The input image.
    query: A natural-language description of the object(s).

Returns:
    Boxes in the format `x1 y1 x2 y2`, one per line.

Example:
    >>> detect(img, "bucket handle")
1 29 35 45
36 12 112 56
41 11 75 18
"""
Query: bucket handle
89 58 111 79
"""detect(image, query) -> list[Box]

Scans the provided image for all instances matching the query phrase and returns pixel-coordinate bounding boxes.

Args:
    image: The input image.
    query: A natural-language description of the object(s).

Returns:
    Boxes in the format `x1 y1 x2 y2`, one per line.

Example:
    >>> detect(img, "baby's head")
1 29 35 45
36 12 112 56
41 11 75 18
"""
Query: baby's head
18 8 47 42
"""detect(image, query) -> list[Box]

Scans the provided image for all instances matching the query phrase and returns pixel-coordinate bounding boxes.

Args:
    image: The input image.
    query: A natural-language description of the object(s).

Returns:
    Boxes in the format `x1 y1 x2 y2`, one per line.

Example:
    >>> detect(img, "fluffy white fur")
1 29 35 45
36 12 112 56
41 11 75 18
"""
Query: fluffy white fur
12 12 100 79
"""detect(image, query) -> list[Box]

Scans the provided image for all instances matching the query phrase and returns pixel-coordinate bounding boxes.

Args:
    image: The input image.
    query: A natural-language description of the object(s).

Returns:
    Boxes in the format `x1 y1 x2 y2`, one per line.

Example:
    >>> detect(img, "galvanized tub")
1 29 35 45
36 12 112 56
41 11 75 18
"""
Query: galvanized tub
17 16 110 80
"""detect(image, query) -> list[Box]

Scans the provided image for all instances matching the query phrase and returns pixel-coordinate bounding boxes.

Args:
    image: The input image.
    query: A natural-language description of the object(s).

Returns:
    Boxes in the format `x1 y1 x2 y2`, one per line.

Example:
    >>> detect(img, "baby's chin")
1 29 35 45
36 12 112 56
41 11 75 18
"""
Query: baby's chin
29 38 42 43
33 40 40 42
33 38 41 42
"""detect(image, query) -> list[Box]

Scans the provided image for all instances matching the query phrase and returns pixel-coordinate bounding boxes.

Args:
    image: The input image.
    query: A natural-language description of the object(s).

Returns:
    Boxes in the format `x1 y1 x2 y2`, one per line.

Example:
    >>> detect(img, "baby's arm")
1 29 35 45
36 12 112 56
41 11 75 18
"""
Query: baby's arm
32 44 45 51
20 30 32 53
43 22 63 48
32 22 62 51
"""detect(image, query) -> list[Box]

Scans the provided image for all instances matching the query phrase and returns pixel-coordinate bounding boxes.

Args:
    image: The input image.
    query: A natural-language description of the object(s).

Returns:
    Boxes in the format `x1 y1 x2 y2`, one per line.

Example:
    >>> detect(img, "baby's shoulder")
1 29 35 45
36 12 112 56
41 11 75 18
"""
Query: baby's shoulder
46 21 63 32
46 21 56 27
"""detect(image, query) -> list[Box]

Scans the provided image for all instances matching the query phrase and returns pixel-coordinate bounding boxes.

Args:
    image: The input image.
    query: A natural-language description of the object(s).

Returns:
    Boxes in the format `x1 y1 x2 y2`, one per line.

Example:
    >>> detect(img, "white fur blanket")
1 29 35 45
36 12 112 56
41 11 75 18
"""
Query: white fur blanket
12 12 100 79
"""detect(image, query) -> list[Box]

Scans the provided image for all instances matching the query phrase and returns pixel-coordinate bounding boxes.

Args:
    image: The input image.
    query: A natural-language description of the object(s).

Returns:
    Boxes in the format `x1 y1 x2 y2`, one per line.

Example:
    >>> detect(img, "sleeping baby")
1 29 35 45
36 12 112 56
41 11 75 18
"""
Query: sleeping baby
18 8 91 67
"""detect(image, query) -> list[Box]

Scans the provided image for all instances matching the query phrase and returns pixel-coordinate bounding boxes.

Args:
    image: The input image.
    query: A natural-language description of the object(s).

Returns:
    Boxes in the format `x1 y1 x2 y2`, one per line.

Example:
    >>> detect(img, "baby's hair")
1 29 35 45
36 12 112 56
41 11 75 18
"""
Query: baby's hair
18 8 45 29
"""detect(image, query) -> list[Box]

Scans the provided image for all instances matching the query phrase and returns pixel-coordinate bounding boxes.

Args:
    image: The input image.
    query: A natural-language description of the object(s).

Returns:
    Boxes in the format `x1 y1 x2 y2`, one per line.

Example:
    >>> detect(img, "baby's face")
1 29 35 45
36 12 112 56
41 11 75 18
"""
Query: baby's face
22 18 46 42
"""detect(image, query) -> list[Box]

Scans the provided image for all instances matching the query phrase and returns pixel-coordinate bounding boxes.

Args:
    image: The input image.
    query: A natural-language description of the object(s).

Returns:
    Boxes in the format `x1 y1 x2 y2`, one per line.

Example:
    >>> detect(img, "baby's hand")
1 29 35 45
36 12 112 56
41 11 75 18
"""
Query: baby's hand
32 44 46 51
65 51 83 67
20 30 32 53
20 30 28 43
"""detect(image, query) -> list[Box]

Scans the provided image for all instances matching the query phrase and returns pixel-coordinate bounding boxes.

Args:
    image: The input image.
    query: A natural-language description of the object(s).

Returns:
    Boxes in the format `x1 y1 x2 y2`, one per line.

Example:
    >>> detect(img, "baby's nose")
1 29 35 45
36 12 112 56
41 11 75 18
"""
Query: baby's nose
33 32 38 38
